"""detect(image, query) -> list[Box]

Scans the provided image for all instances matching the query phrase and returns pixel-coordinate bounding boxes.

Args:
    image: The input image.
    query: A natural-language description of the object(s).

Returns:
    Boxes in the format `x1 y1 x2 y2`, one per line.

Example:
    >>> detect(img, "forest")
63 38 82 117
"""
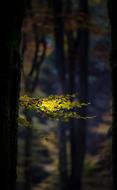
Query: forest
0 0 115 190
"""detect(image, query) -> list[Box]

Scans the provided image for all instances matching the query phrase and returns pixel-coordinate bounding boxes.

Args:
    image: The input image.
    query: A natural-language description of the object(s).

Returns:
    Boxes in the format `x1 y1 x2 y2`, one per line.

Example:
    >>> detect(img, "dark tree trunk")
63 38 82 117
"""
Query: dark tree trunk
52 1 68 190
0 1 27 190
72 1 89 189
107 1 117 189
66 0 89 190
71 27 89 190
52 0 66 89
65 2 79 189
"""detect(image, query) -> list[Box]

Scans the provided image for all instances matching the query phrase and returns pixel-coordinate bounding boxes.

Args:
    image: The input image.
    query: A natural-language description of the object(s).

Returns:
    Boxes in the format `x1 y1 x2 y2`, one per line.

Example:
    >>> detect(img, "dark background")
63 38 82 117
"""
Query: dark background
16 0 112 190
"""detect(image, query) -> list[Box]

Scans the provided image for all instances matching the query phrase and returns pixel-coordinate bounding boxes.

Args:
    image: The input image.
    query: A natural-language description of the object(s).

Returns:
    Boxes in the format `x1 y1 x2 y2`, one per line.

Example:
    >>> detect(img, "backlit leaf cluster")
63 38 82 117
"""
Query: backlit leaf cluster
19 94 92 121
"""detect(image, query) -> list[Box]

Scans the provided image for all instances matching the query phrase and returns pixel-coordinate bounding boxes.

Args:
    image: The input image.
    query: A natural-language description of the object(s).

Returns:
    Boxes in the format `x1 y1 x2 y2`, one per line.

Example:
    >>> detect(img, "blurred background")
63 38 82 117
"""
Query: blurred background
17 0 112 190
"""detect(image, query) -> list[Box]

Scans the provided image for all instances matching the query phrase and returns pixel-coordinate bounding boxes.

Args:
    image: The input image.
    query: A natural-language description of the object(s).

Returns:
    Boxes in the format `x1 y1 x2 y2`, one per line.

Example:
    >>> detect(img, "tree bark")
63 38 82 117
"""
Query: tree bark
0 1 27 189
52 1 68 190
107 1 117 189
66 0 89 189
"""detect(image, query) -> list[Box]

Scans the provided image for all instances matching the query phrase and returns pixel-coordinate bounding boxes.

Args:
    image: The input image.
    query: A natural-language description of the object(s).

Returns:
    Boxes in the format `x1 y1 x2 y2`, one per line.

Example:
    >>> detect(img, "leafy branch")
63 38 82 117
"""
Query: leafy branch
19 94 95 124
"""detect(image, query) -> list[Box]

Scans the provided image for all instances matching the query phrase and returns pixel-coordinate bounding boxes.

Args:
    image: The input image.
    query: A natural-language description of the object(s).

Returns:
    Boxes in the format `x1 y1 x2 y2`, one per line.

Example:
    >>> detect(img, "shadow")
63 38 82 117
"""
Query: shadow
31 165 50 185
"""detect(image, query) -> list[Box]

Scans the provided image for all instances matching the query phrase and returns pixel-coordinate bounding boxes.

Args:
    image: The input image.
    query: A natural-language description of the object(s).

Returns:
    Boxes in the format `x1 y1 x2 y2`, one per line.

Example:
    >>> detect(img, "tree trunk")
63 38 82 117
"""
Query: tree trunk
73 1 89 189
66 0 89 189
52 1 68 190
0 1 27 189
107 1 117 189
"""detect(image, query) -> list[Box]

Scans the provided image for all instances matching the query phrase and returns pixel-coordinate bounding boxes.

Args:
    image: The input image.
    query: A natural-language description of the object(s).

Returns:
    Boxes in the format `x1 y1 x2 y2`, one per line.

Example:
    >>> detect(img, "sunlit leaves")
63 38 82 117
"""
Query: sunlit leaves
19 94 93 121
